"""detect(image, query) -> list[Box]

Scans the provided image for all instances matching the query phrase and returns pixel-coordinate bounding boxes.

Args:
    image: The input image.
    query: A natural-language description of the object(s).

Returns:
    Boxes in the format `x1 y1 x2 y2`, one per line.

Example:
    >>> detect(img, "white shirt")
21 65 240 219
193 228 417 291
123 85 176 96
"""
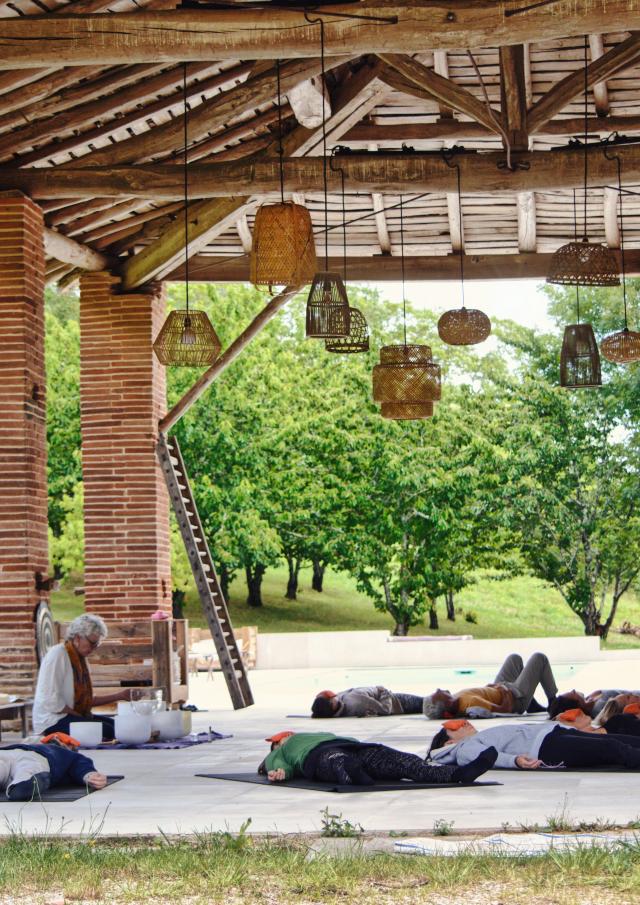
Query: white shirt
32 643 75 733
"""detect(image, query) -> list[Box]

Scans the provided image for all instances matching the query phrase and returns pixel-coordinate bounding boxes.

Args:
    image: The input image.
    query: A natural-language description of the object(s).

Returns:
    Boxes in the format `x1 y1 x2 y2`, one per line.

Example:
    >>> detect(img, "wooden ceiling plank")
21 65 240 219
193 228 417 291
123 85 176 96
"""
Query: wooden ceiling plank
516 191 537 252
1 3 640 65
378 54 502 135
528 32 640 134
11 145 640 199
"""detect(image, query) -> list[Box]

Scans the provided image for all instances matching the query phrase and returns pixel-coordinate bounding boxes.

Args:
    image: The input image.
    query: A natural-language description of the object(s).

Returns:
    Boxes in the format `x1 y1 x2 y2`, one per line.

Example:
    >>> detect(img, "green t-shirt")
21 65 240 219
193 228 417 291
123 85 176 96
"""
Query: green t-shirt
264 732 359 780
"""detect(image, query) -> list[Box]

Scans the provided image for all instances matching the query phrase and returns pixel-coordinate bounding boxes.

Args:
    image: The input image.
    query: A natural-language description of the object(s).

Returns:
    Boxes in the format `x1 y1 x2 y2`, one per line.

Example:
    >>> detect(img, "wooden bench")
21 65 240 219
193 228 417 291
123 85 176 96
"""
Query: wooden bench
54 618 189 708
0 700 32 739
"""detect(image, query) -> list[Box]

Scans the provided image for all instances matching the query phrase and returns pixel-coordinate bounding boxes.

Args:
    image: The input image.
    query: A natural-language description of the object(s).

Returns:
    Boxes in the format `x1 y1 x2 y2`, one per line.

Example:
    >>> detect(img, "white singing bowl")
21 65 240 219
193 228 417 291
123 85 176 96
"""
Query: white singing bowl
69 721 103 747
114 714 152 745
151 710 187 740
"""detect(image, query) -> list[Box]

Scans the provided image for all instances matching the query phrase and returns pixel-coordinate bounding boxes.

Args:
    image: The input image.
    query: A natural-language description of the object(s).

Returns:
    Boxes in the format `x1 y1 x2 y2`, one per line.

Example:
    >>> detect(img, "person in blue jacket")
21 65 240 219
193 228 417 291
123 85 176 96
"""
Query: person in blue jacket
0 732 107 801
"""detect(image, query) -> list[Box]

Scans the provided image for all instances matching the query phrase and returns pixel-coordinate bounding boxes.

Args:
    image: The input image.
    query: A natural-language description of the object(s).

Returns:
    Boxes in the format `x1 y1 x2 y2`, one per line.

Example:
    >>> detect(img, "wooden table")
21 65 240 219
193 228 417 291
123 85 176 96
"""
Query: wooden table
0 700 33 740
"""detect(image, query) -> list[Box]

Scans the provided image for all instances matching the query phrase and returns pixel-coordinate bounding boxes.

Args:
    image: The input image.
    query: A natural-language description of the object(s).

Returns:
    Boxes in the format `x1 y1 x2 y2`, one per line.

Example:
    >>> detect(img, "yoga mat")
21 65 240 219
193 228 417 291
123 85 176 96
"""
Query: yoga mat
0 775 124 803
89 730 231 750
196 773 501 793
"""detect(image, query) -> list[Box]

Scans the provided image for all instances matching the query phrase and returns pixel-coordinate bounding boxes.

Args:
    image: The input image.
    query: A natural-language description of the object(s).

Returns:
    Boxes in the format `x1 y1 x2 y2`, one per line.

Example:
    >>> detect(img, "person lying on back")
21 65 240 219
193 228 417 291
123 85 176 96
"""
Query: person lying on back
0 732 107 801
311 687 423 718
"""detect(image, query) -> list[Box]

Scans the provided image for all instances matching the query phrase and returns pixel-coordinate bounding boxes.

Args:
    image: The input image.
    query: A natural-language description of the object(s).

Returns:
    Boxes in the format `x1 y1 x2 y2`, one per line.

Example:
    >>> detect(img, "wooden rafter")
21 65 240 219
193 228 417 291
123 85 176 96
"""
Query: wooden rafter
516 191 537 253
589 34 611 117
9 144 640 199
378 54 502 135
499 45 528 153
528 32 640 133
1 3 640 66
446 193 464 253
432 50 453 120
168 250 640 283
603 186 621 248
43 226 111 271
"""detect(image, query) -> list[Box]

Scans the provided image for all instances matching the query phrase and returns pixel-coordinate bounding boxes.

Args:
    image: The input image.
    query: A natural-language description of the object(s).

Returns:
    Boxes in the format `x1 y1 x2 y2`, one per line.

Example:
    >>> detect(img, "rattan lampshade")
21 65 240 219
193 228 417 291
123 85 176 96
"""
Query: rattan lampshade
325 307 369 354
600 327 640 364
372 344 441 420
153 310 221 367
559 323 602 388
437 307 491 346
250 201 317 289
306 272 351 338
547 238 620 287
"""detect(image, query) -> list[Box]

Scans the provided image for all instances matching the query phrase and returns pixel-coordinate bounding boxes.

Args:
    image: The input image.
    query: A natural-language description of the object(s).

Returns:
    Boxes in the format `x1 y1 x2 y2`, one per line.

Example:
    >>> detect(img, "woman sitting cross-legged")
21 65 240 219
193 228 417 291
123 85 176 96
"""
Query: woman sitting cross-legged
427 717 640 770
258 730 498 785
32 614 131 741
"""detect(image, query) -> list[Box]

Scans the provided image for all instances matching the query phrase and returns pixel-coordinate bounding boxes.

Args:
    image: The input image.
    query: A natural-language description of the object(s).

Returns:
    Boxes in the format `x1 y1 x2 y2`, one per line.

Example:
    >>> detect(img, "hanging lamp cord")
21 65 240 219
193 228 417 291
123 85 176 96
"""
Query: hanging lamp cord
400 193 407 348
604 145 628 328
572 187 580 322
182 62 190 318
276 59 285 205
330 153 347 283
306 13 329 271
582 34 589 241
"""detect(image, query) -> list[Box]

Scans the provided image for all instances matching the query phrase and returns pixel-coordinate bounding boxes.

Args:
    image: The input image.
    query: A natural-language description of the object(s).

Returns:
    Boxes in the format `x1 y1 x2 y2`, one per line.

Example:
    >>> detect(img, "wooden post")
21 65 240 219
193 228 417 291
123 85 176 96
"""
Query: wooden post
159 284 301 434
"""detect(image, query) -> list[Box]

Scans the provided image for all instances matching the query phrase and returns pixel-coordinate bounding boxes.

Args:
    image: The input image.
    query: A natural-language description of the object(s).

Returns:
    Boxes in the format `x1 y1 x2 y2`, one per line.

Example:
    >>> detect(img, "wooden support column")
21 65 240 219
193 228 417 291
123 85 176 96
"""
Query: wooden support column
80 272 171 619
0 191 47 696
500 44 529 152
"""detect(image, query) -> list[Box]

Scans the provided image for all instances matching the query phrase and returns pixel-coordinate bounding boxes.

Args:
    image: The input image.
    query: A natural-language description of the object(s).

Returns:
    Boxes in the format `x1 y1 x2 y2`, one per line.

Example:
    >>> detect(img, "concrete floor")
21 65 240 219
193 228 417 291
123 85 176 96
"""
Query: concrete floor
2 651 640 838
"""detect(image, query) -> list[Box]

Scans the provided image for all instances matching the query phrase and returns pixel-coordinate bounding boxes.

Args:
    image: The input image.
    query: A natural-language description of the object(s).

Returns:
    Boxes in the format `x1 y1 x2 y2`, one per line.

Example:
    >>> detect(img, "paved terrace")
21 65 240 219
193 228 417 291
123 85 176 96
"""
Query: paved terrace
2 648 640 838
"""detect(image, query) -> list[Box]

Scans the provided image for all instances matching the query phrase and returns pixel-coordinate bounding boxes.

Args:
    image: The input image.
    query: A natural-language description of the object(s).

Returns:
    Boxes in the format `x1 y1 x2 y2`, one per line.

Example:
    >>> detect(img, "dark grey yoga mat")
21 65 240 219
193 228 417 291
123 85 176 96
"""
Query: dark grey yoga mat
0 775 124 802
196 773 501 792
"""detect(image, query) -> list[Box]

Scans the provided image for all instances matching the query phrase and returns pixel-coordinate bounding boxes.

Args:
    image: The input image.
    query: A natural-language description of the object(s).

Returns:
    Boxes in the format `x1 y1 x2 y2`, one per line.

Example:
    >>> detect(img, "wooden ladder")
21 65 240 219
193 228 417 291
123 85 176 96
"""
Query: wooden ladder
157 433 254 709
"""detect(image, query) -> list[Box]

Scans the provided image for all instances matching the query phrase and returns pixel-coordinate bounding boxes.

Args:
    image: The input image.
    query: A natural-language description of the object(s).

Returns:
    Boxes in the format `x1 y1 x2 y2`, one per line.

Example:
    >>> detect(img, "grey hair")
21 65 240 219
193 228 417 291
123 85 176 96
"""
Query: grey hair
422 695 446 720
66 614 108 642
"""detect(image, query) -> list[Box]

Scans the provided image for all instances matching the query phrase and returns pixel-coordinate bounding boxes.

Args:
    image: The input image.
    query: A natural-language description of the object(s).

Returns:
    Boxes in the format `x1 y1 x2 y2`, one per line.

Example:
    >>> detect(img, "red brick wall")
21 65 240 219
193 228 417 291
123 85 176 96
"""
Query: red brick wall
0 191 47 695
80 273 171 619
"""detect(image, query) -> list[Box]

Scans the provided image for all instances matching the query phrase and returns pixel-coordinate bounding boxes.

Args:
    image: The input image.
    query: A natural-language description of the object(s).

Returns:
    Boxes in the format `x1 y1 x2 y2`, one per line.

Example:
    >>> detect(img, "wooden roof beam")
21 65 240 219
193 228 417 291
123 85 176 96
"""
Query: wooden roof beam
167 250 640 283
604 186 621 248
378 54 502 135
499 45 528 153
528 32 640 134
10 145 640 199
589 34 610 117
235 214 253 254
43 226 111 271
446 193 464 253
287 76 331 129
516 191 537 253
2 3 640 66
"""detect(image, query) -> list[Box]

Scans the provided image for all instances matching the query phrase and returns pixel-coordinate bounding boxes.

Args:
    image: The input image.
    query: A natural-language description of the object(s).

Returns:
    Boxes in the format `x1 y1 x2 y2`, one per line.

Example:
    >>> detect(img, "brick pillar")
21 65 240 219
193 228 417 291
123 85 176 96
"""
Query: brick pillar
0 191 47 695
80 273 171 619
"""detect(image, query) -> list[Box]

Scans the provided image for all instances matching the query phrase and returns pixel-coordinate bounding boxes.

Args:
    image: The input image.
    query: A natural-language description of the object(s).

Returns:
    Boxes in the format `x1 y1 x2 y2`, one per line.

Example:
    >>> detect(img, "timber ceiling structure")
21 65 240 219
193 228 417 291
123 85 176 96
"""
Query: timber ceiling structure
2 0 640 288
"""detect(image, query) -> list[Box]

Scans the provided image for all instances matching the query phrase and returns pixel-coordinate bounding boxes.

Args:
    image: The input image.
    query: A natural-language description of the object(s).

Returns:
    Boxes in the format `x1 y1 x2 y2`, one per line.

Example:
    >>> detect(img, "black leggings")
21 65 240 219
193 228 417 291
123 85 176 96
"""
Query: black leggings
539 726 640 768
312 744 455 785
394 693 424 714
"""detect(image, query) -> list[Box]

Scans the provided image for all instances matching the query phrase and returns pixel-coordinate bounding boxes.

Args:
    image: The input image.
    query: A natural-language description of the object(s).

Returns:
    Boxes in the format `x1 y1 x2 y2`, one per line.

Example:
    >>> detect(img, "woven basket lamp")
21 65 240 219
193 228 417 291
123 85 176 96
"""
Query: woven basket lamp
153 310 222 367
438 306 491 346
306 272 351 338
325 307 369 354
372 344 441 420
250 201 317 289
559 323 602 388
601 327 640 364
547 237 620 287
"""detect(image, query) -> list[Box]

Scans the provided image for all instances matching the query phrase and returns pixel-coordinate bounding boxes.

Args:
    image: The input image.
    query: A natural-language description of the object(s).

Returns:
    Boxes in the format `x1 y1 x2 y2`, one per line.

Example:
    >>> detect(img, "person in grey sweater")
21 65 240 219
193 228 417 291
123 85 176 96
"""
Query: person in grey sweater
427 718 640 770
311 687 423 718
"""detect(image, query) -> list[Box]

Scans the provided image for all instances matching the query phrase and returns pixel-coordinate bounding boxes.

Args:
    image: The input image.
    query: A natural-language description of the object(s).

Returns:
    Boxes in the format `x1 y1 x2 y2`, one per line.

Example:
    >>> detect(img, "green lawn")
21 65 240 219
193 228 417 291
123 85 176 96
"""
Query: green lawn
49 566 640 649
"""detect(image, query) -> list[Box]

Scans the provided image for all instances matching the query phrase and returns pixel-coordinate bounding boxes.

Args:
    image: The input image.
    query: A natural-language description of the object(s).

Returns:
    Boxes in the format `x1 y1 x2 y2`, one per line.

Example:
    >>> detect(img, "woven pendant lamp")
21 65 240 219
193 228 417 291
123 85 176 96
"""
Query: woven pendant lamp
547 37 619 288
153 64 221 368
250 61 317 290
372 196 441 420
373 344 441 419
600 143 640 364
437 153 491 346
560 322 602 388
325 307 369 353
305 19 350 339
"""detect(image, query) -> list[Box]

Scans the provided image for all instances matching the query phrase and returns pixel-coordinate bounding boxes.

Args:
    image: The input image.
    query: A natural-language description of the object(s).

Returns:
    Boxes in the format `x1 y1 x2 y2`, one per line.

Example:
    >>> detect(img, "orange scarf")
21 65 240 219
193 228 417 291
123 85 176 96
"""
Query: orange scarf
64 640 93 717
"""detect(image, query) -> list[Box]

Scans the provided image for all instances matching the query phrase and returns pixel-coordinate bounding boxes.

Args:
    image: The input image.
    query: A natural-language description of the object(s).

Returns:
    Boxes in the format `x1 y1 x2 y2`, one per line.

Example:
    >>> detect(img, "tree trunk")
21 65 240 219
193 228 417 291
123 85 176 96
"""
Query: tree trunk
285 555 301 600
445 590 455 621
245 563 266 607
311 557 326 592
429 600 439 631
393 620 409 636
172 589 186 620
